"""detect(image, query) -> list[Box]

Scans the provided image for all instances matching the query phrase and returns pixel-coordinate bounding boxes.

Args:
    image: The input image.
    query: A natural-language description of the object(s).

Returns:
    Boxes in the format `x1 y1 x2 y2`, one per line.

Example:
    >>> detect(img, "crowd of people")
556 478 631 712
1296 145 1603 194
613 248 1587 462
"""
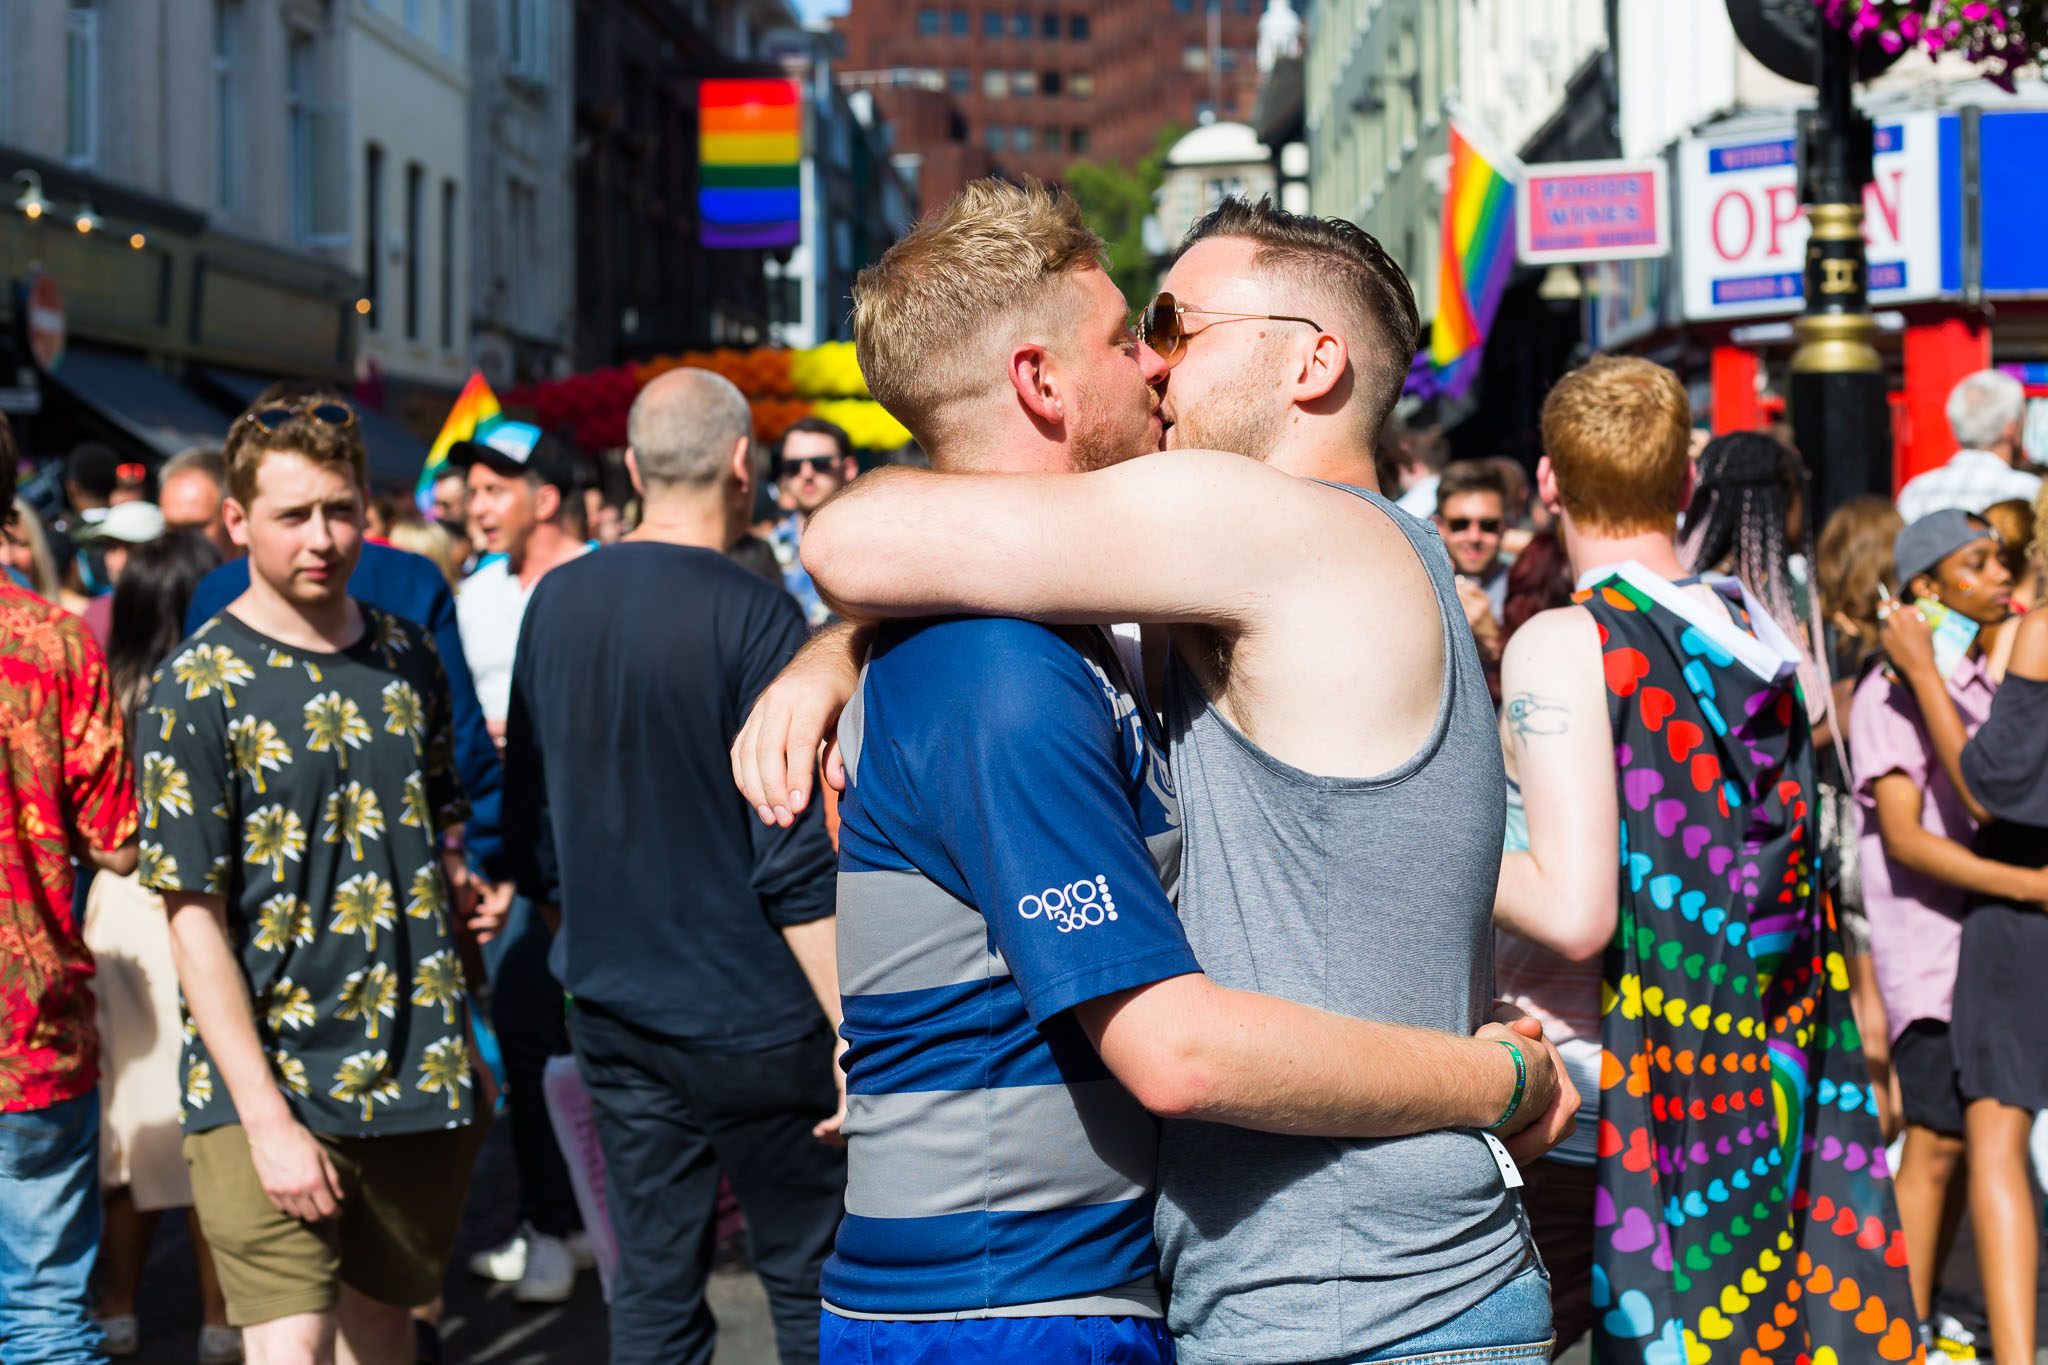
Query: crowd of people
1 176 2045 1365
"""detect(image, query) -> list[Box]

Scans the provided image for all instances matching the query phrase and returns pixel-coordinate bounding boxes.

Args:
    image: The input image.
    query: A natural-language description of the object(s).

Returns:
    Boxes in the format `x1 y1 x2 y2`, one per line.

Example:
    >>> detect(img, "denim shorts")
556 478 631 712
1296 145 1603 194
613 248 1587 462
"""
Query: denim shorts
1330 1260 1554 1365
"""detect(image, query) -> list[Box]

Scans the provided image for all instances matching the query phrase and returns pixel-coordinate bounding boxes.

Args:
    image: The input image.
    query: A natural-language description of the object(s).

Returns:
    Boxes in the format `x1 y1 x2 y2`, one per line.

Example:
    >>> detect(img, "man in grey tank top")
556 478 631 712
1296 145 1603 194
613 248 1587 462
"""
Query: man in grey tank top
735 198 1576 1365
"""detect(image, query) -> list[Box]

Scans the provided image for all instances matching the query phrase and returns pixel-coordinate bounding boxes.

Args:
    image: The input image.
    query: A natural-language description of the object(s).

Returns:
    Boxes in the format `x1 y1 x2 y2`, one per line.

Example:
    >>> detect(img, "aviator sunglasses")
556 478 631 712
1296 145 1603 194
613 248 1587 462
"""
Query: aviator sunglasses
240 400 359 433
1138 291 1322 367
1444 517 1503 535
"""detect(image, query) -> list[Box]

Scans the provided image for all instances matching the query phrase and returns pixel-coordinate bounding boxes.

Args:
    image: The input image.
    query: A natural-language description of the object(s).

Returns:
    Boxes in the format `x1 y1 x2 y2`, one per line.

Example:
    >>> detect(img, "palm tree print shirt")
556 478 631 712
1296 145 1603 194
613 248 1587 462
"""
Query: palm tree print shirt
138 605 474 1136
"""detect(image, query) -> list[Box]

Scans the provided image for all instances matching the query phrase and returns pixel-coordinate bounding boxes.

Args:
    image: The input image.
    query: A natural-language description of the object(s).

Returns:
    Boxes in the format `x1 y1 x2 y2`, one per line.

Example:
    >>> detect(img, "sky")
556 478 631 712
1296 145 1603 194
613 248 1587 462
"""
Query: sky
793 0 848 20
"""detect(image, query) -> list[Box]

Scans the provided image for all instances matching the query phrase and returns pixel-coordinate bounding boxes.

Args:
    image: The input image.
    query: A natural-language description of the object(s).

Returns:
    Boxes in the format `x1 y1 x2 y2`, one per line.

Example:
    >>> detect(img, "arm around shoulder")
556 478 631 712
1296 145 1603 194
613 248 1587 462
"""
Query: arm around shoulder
801 451 1342 627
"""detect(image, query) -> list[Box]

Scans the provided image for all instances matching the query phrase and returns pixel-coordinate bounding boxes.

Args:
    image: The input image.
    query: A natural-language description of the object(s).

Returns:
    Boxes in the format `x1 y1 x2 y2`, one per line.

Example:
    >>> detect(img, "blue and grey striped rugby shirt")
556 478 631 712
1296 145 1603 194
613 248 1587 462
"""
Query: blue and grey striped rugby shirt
824 616 1193 1318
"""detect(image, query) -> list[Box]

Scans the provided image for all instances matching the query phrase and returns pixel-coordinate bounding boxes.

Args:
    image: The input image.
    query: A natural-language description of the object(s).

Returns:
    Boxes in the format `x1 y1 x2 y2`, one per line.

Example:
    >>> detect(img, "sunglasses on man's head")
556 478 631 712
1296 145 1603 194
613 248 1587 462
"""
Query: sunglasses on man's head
1445 517 1503 535
241 402 357 433
781 455 840 477
1137 291 1323 367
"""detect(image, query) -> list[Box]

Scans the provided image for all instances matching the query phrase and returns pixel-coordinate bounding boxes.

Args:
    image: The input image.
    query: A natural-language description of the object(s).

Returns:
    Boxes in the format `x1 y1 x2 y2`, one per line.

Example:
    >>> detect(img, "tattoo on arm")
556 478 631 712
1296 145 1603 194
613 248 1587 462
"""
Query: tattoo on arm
1504 693 1570 741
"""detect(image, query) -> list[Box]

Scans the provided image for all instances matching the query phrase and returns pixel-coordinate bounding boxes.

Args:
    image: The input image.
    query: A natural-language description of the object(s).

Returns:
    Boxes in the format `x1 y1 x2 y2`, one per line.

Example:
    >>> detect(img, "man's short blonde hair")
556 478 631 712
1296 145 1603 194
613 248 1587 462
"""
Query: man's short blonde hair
1540 356 1692 537
851 178 1105 445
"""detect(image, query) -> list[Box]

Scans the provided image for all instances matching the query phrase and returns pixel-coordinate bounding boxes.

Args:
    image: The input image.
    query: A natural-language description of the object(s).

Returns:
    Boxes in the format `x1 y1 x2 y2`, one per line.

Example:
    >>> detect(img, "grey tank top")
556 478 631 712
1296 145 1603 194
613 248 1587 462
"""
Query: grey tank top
1152 485 1528 1363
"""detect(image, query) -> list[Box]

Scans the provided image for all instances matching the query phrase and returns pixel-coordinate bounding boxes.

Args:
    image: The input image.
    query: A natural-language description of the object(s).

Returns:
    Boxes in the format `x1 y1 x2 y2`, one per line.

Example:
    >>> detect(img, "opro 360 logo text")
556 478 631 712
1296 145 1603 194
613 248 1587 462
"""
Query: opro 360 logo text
1017 876 1118 933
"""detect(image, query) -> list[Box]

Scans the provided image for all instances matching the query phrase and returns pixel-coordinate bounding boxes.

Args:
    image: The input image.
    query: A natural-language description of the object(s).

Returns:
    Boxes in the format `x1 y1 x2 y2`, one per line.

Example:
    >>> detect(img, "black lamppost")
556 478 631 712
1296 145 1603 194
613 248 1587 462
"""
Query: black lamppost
1725 0 1899 524
1788 18 1890 523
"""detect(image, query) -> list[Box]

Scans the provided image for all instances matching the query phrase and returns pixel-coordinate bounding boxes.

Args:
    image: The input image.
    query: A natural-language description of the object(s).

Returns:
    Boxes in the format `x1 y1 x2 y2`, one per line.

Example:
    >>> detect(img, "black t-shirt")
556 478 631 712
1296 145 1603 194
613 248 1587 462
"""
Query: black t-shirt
139 606 474 1137
503 542 836 1050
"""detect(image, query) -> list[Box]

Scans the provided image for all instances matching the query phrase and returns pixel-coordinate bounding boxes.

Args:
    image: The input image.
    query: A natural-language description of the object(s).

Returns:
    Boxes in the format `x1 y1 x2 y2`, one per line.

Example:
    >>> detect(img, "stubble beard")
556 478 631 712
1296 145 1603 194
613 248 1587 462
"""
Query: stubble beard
1169 356 1290 464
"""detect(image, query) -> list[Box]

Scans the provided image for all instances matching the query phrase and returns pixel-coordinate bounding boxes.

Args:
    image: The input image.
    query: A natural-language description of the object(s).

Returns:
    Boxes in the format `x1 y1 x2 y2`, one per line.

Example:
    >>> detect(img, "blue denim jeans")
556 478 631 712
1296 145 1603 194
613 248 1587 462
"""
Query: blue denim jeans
1330 1260 1553 1365
0 1090 106 1365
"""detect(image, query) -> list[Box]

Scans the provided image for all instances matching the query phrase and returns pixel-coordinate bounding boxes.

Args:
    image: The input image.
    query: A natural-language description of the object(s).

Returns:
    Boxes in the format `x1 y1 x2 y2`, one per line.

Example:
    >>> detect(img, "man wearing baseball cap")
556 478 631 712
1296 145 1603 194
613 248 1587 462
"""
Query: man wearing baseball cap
74 501 169 647
449 418 597 1303
1848 507 2026 1334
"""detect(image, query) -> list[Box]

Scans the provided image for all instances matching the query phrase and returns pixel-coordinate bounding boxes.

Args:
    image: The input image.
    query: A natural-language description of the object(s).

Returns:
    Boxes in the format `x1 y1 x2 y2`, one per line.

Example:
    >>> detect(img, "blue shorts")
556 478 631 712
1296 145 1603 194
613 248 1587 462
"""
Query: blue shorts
822 1311 1175 1365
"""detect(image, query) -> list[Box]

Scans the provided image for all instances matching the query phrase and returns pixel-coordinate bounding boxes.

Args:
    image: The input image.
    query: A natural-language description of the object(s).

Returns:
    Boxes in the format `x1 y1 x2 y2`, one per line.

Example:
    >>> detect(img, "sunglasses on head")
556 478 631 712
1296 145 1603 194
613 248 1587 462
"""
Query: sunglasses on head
781 455 840 476
1445 517 1503 535
1137 291 1322 367
241 401 357 433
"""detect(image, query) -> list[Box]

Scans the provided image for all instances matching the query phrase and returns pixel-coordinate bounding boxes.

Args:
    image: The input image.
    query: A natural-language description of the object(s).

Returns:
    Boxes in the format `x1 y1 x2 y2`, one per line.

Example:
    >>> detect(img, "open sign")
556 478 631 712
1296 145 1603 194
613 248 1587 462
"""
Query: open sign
1678 112 1941 321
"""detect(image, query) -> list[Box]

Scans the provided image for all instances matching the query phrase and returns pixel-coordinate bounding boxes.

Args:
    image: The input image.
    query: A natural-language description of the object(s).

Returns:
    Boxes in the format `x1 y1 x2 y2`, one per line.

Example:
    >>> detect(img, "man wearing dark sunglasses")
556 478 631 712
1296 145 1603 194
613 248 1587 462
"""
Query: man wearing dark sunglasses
1433 460 1517 666
769 418 858 628
733 186 1575 1365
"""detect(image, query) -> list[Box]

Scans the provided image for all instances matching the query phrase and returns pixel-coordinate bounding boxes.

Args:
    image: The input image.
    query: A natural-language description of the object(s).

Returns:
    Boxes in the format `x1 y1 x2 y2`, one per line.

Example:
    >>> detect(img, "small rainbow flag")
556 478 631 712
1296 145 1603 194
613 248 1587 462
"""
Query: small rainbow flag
1426 124 1516 400
415 370 501 513
700 79 802 250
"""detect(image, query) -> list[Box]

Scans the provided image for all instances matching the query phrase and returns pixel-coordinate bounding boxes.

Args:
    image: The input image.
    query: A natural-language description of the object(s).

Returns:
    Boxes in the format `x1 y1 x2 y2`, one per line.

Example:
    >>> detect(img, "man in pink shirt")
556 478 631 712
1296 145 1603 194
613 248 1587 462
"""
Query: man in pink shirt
1848 508 2043 1328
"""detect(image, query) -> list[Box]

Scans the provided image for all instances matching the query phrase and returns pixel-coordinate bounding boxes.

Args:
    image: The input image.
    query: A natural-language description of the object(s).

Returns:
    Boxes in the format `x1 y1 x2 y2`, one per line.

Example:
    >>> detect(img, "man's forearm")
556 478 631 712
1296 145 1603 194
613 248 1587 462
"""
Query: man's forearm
1085 977 1516 1137
166 897 295 1131
1883 826 2045 903
780 914 843 1031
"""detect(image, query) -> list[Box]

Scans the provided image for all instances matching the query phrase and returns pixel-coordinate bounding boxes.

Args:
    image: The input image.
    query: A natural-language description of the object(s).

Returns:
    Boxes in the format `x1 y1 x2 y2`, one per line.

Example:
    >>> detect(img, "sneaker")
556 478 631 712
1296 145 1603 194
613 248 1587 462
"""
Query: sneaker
468 1228 528 1283
1931 1312 1978 1362
513 1230 579 1304
197 1324 244 1365
99 1315 140 1358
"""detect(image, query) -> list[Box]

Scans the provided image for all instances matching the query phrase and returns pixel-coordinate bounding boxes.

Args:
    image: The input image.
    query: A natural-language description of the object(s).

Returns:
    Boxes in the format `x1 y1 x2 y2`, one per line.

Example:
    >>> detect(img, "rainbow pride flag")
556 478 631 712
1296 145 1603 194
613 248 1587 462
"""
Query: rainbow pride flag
1426 124 1516 400
414 370 501 513
701 79 802 250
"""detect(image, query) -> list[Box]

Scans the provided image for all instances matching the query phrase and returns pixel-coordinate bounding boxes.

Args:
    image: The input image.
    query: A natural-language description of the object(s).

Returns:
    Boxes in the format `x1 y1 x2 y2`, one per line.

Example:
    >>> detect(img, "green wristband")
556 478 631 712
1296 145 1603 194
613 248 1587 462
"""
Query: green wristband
1486 1039 1527 1132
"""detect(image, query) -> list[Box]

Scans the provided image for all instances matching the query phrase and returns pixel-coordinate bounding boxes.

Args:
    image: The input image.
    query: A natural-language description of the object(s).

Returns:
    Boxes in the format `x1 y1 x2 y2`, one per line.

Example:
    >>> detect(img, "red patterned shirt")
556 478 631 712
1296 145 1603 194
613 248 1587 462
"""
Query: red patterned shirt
1 581 136 1112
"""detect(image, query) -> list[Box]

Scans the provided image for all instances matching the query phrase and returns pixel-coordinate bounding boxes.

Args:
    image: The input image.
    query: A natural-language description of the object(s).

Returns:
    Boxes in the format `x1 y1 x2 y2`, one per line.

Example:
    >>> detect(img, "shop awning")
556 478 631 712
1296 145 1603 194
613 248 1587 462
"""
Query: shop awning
200 368 431 492
44 345 234 457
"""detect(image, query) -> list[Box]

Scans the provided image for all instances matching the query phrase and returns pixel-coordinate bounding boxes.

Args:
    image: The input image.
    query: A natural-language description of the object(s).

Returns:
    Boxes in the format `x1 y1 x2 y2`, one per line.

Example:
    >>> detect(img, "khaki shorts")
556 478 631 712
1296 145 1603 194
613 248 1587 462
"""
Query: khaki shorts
184 1116 490 1326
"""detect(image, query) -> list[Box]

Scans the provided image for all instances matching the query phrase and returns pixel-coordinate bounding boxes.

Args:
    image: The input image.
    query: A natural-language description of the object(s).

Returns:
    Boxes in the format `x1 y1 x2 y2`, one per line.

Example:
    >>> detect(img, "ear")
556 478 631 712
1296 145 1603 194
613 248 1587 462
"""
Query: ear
224 496 252 549
1907 572 1938 602
1535 456 1566 517
1291 331 1349 405
1007 343 1065 428
533 481 563 523
730 435 754 491
624 449 646 499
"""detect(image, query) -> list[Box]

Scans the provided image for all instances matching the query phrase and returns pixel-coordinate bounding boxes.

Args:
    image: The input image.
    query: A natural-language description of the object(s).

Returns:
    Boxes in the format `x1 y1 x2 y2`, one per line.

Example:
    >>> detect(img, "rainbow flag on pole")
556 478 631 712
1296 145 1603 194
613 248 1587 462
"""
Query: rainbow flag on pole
700 79 802 250
414 371 501 514
1426 124 1516 400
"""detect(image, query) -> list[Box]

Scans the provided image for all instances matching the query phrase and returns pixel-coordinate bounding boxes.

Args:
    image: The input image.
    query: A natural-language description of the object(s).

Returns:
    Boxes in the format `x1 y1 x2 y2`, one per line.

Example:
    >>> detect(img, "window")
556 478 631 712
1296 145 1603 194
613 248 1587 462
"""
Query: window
1011 11 1030 36
985 125 1006 152
213 2 242 212
948 67 970 94
440 179 456 350
363 144 384 328
917 7 939 34
1068 71 1093 98
441 0 456 52
1041 11 1059 37
1193 98 1216 121
983 11 1002 36
65 0 99 168
1010 68 1035 94
506 0 550 82
1041 70 1061 94
1182 44 1208 71
405 0 422 33
1234 0 1251 11
288 38 347 246
1013 125 1034 152
948 8 968 34
1172 0 1193 14
982 69 1007 97
404 163 423 340
1067 13 1088 39
1070 127 1089 153
1043 125 1061 152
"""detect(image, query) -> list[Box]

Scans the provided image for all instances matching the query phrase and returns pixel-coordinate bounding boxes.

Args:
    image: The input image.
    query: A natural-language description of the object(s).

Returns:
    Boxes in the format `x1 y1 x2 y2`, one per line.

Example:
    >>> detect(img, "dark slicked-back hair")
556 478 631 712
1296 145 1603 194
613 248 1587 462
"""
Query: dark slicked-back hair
1180 198 1421 446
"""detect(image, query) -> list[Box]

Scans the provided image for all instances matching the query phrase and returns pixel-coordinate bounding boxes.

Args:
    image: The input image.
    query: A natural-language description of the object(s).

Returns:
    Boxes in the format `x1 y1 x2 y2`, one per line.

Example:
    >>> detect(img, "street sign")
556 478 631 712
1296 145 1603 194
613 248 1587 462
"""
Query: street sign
1516 160 1670 266
1677 111 1941 321
25 268 64 373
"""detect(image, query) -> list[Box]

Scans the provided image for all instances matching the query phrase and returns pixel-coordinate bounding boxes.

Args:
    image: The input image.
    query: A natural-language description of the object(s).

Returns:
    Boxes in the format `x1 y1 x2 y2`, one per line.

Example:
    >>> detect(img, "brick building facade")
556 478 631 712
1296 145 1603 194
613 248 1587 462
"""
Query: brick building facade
836 0 1260 209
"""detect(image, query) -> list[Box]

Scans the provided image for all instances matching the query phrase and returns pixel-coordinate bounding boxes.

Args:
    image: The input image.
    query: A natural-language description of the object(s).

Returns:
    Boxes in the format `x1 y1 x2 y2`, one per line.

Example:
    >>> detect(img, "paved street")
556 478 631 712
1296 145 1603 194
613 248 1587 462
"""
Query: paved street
126 1123 779 1365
